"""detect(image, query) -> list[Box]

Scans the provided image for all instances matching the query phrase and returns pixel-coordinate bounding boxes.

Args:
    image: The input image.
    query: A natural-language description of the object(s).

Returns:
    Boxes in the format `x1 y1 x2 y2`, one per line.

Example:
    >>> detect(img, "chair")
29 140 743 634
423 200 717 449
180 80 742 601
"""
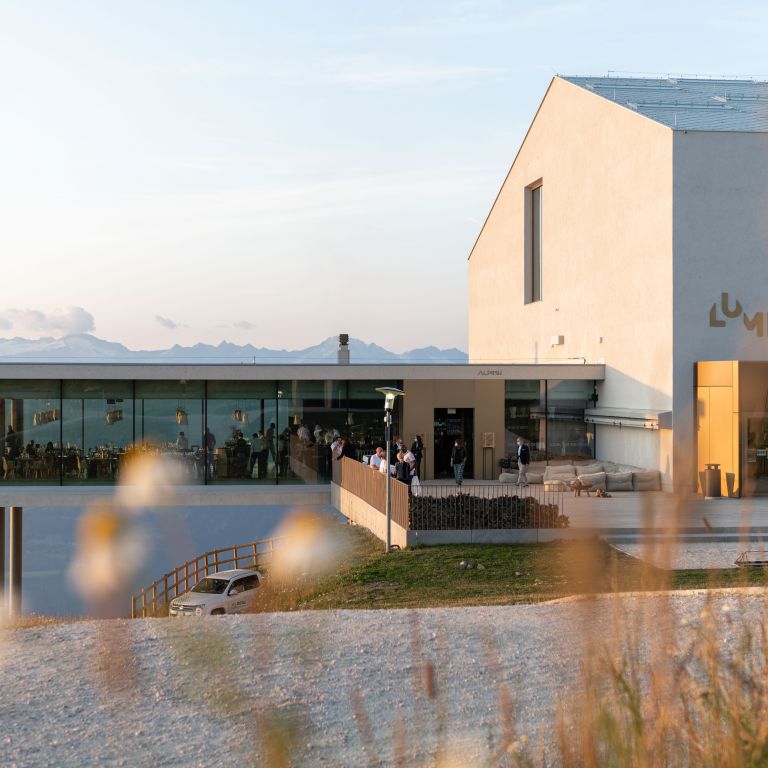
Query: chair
2 456 16 480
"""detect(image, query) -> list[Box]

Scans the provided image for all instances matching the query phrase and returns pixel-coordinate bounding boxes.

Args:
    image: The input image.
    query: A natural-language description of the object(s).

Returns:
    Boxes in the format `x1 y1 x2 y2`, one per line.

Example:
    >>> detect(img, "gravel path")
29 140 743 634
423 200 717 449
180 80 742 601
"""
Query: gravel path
0 595 763 766
615 542 747 569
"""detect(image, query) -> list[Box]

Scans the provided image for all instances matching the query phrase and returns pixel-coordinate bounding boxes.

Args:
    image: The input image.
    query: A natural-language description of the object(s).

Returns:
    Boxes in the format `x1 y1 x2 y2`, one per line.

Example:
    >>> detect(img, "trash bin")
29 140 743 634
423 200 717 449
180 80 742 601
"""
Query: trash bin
704 463 721 498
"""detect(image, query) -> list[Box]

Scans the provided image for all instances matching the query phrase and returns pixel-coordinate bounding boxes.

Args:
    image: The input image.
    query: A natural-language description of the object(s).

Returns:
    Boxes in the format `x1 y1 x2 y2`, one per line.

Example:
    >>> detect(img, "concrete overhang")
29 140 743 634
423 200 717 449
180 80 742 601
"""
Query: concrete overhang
0 484 332 508
585 407 667 430
0 362 606 381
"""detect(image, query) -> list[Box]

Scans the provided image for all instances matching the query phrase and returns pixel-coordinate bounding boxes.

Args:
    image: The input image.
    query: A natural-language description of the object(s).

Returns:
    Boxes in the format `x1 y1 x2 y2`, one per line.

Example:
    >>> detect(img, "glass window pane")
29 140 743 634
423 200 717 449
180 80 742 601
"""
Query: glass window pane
206 381 277 483
277 380 347 485
504 380 546 462
531 185 542 302
135 380 204 484
348 380 401 456
0 379 61 484
546 380 594 461
61 380 134 484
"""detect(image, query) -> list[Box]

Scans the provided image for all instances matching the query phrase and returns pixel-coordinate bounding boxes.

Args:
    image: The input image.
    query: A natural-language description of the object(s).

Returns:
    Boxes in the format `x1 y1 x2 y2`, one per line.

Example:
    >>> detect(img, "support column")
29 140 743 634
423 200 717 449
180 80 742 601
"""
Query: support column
8 506 22 618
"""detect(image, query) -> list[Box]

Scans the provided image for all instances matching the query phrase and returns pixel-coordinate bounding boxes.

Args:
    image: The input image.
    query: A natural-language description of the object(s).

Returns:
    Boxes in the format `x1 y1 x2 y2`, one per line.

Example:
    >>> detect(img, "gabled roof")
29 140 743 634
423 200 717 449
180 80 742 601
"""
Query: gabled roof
562 75 768 132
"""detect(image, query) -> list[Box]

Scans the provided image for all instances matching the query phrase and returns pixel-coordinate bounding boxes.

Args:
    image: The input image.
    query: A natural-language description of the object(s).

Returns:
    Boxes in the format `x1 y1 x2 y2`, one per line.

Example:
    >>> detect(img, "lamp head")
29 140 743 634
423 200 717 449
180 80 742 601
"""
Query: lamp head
375 386 405 411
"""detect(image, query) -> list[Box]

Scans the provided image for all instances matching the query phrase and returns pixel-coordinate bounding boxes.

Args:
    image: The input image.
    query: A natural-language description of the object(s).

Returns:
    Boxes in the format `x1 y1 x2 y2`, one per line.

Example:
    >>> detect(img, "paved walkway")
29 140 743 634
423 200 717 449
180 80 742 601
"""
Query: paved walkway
421 481 768 532
420 482 768 569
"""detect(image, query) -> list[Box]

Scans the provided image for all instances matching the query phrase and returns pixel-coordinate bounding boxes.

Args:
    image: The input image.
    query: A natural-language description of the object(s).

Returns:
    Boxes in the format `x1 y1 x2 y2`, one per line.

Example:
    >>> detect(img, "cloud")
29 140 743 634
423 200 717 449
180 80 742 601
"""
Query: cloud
155 315 187 330
0 306 95 335
233 320 256 330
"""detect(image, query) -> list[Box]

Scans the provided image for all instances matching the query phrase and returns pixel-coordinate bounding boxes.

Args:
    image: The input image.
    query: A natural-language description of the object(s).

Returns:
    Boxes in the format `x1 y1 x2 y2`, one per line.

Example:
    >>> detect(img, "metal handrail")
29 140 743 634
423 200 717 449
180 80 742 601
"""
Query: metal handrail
131 535 287 618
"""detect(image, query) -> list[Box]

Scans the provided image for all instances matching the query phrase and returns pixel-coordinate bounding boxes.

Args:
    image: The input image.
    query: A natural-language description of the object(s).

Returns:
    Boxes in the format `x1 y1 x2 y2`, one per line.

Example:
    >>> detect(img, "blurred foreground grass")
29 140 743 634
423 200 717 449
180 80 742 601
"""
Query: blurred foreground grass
255 519 768 612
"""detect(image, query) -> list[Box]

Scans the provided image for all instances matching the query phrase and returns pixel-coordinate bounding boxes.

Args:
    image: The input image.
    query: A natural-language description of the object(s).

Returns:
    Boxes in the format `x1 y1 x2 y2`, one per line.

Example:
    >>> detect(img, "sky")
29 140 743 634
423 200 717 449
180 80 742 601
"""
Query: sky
1 0 767 352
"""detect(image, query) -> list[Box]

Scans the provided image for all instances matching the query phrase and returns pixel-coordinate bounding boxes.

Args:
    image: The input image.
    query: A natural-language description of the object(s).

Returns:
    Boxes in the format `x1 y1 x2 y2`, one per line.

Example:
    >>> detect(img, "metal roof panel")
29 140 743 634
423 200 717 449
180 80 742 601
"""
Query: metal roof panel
562 75 768 132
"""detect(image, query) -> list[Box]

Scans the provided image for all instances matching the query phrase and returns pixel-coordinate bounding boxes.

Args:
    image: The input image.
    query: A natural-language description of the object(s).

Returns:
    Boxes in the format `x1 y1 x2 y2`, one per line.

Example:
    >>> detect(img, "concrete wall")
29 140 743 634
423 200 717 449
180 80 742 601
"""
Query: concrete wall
673 132 768 491
331 483 409 549
469 77 674 410
468 77 673 475
596 424 663 478
402 379 504 480
409 528 599 545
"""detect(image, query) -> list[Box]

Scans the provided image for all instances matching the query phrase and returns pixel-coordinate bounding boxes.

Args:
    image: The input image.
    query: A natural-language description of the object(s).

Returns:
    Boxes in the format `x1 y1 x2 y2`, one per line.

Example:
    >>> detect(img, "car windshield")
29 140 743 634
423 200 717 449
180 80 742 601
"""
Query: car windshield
191 578 229 595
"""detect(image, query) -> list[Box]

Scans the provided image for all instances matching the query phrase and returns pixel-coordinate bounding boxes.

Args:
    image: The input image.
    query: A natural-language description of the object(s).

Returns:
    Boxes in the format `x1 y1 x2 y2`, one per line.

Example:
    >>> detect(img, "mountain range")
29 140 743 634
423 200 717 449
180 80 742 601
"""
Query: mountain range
0 334 468 364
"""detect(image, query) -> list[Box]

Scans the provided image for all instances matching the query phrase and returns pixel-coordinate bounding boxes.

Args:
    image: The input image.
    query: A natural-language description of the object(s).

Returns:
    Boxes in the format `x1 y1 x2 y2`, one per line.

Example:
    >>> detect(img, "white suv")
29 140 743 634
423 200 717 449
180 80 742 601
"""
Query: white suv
168 568 263 617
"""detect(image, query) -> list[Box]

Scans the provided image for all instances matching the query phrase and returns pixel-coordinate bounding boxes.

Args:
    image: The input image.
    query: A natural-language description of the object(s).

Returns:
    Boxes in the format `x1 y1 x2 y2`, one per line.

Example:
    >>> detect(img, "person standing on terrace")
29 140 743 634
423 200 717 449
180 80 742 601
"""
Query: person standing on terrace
450 438 466 486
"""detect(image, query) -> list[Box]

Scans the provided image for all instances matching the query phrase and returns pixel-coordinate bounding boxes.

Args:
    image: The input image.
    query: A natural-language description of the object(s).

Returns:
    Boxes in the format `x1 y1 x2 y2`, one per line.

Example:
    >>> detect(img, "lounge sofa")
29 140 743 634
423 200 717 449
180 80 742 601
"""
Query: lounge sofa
498 459 661 492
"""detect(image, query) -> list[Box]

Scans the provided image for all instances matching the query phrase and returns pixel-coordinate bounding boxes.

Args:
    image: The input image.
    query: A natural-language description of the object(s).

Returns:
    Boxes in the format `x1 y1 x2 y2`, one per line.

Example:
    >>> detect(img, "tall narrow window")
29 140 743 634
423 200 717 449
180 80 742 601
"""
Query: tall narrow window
530 184 542 302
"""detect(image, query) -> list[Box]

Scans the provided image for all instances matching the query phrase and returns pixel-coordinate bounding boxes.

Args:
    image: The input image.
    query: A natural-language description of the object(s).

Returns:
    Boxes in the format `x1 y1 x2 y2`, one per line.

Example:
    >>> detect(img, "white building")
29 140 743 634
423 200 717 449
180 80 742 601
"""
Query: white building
468 75 768 495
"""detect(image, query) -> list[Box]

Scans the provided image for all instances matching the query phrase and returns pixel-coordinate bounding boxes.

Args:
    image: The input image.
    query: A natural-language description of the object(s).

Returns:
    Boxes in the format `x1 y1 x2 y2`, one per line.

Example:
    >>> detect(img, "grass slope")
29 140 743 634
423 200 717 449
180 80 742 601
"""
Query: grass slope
258 520 768 612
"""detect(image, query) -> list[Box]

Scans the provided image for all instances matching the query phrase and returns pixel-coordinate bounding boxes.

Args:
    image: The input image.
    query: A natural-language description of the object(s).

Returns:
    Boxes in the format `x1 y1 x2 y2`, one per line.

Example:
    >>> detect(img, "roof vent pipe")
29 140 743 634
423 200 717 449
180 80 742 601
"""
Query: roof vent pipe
338 334 350 364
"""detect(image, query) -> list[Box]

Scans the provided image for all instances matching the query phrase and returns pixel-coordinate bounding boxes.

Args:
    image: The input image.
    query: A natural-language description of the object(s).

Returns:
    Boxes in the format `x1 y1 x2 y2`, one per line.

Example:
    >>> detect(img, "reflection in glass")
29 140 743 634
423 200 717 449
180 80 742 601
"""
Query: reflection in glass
62 380 134 483
206 381 277 483
546 380 594 461
0 380 61 483
135 380 205 484
278 380 346 485
504 381 546 461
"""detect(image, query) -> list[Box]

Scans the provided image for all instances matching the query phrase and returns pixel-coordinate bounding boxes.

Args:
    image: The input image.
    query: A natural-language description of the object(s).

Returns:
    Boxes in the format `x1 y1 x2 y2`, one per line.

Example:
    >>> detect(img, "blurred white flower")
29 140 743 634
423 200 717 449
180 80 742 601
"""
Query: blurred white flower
114 452 183 511
269 509 345 582
68 500 149 606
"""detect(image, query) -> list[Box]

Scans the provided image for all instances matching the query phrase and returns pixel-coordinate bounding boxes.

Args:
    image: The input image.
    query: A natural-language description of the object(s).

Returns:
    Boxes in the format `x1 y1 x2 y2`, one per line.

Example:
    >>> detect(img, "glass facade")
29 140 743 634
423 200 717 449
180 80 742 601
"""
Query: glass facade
0 378 402 486
546 380 595 461
1 380 62 483
1 376 594 484
62 380 134 483
504 379 594 462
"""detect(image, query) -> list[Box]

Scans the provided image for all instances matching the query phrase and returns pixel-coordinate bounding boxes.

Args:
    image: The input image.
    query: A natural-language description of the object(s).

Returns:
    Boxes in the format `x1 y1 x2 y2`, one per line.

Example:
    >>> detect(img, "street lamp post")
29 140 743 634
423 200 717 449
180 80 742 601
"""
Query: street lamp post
375 386 405 553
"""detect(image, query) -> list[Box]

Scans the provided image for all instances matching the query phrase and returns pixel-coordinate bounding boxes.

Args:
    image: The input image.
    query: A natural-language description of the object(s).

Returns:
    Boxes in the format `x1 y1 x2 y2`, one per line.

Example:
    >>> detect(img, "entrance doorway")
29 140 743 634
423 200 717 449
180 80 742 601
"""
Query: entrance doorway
434 408 474 479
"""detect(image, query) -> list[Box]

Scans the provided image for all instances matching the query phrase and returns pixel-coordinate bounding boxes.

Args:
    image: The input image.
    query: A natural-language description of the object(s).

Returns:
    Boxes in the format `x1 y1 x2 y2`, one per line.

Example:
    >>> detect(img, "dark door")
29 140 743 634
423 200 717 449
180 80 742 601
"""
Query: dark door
433 408 474 479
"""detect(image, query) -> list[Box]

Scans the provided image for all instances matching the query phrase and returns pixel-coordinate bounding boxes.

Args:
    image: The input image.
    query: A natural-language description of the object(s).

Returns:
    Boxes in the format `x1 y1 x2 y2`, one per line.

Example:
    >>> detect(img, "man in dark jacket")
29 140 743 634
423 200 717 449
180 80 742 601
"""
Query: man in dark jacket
410 435 424 477
516 436 530 486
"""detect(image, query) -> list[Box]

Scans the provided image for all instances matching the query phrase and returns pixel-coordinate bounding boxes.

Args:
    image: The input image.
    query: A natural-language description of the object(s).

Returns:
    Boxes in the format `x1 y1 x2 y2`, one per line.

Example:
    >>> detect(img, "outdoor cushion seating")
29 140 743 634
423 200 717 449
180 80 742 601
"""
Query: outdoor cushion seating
632 470 661 491
576 463 604 475
576 471 607 491
500 465 661 491
543 465 576 481
606 471 633 492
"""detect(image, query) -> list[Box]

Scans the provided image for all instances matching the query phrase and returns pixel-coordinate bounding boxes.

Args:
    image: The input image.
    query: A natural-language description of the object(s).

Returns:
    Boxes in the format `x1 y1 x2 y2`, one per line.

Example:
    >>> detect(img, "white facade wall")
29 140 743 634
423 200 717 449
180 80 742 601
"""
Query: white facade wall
469 77 673 479
596 425 661 476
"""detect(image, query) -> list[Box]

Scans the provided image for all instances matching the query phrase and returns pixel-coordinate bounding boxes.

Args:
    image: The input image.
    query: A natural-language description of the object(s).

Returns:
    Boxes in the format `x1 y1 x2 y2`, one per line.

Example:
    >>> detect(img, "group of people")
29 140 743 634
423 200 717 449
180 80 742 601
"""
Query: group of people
366 435 424 488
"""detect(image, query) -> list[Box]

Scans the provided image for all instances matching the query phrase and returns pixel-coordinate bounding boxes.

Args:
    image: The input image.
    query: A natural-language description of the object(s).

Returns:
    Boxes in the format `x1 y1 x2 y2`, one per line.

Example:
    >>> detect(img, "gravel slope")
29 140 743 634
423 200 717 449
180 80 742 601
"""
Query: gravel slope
0 594 762 766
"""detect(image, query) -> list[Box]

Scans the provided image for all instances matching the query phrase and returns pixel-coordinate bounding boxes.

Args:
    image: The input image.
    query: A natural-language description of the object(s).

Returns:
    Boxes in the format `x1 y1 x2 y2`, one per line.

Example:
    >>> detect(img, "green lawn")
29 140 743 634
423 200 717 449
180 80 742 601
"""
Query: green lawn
258 521 768 612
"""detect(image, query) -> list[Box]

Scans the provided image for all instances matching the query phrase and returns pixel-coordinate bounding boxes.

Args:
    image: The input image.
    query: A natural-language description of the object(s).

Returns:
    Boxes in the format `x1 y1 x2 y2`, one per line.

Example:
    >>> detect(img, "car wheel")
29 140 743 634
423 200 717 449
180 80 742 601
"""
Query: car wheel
210 608 226 616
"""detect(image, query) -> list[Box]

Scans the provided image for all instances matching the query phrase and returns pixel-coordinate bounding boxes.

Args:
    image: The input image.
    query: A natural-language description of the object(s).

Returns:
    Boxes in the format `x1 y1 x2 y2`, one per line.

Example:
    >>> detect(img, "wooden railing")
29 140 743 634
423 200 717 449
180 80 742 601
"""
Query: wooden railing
335 456 410 530
131 536 285 618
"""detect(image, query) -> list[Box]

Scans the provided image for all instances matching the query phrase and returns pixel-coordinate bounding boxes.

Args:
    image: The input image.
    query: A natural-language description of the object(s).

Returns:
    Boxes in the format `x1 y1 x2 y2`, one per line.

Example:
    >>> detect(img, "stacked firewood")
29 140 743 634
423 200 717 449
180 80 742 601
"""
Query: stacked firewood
408 493 569 530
